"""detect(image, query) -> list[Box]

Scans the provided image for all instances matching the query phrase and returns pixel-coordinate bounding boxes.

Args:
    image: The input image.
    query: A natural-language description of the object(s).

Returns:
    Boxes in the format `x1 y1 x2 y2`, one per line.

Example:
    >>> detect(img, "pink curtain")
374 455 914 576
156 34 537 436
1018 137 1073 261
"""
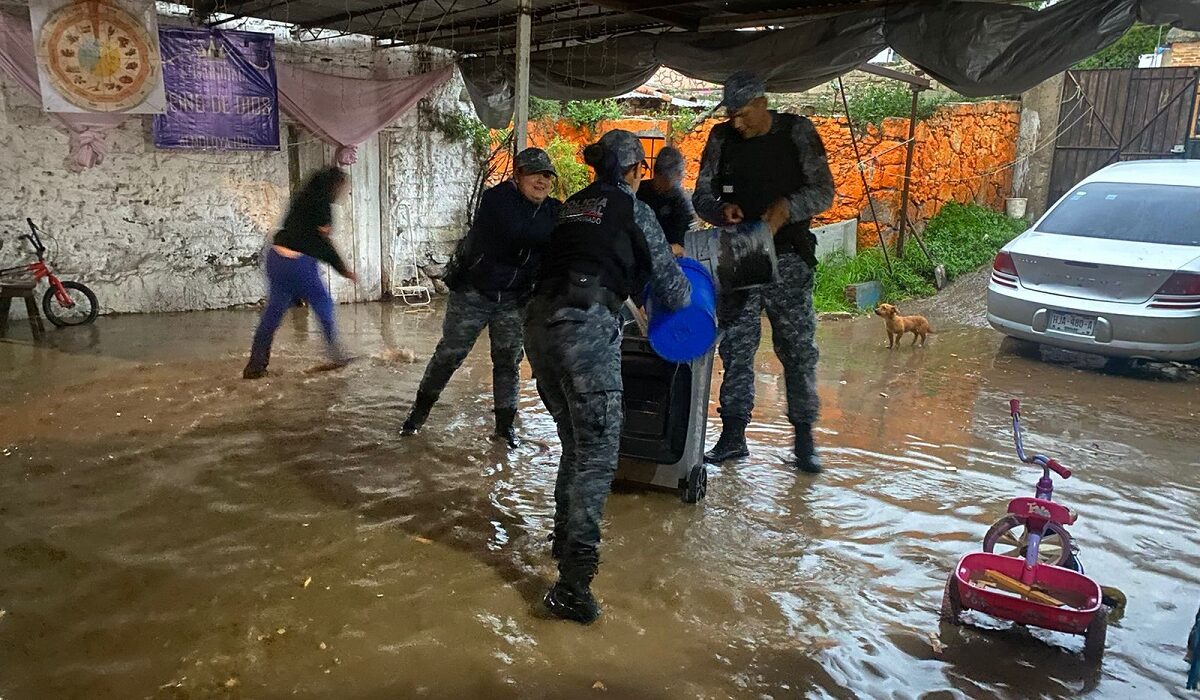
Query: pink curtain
0 12 127 171
275 63 453 165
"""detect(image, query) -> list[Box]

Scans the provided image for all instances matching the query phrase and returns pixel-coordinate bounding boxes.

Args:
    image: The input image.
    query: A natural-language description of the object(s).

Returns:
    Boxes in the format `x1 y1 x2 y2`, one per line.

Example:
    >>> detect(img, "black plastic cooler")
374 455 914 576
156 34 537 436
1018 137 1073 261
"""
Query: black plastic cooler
615 228 718 503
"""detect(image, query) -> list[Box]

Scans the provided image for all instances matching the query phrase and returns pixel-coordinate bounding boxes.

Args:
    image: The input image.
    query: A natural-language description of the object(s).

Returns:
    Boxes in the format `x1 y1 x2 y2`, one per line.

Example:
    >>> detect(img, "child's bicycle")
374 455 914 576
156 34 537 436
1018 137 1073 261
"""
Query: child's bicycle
1 219 97 326
941 400 1108 661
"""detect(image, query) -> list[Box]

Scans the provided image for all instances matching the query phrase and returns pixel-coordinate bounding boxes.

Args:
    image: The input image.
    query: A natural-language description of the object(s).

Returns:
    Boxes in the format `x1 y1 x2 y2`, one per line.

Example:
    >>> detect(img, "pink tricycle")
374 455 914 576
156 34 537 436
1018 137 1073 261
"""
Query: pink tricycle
941 399 1108 661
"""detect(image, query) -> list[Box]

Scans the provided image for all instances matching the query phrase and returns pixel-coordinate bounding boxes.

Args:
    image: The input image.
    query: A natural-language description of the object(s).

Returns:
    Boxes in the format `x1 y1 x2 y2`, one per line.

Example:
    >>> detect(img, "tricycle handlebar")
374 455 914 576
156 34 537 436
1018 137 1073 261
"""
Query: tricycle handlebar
1010 399 1071 480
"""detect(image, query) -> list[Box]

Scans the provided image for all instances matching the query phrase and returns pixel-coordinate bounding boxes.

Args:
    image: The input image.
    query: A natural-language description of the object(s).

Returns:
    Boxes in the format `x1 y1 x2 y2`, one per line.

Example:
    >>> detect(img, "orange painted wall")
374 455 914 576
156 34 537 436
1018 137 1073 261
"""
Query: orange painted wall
497 101 1021 249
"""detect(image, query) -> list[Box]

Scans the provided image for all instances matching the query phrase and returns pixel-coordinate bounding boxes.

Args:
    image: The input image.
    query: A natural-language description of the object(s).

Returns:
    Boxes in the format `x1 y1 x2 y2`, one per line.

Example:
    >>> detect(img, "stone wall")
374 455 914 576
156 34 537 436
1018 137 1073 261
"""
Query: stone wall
505 100 1022 251
0 18 479 314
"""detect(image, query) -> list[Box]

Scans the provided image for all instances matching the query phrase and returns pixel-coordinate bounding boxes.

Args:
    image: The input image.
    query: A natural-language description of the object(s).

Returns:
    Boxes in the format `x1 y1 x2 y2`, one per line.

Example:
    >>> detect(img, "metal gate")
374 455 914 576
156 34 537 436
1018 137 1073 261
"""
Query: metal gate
1047 67 1199 207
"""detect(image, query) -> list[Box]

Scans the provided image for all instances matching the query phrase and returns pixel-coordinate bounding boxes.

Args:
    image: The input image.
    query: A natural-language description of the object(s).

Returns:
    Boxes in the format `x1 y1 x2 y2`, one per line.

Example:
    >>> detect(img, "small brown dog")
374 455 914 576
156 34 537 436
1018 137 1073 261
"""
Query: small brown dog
875 303 933 348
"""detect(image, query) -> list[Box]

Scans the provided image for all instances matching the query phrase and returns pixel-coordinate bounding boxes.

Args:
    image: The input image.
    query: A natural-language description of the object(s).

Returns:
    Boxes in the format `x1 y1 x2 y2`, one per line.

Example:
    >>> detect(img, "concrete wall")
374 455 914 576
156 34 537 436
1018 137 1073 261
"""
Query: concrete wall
0 17 479 314
1014 73 1065 220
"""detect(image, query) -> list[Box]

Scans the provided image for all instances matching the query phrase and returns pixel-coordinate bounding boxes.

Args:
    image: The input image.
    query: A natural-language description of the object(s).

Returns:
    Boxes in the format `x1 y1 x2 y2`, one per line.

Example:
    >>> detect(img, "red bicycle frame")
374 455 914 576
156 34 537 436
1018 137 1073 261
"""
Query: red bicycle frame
1 219 75 308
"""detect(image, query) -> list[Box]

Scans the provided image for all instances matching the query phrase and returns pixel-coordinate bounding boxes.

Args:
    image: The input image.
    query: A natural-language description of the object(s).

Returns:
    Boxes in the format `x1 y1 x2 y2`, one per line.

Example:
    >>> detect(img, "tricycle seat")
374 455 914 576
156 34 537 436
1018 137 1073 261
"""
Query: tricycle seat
1008 497 1077 526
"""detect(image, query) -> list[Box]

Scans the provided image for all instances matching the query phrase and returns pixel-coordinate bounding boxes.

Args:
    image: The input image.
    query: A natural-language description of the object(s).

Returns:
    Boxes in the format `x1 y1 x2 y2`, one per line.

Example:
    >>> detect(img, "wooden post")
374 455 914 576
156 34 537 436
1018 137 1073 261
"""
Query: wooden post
513 0 532 151
895 86 920 258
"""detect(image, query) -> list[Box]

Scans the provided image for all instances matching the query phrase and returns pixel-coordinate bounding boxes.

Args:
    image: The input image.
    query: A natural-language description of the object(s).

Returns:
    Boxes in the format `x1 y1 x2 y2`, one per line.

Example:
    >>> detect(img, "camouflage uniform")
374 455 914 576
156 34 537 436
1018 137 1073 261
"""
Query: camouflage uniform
693 71 834 453
525 130 691 622
403 149 560 440
715 254 820 426
415 288 525 412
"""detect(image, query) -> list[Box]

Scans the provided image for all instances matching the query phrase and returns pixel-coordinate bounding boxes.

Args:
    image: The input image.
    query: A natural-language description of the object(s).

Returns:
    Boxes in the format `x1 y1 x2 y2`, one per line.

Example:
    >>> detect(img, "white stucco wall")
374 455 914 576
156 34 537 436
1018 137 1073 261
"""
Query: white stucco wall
0 12 479 314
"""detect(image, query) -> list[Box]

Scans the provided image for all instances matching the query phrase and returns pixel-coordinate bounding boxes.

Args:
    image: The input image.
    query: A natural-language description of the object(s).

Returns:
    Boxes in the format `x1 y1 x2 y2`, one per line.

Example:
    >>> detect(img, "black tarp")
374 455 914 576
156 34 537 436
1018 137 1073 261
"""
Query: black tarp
460 0 1200 128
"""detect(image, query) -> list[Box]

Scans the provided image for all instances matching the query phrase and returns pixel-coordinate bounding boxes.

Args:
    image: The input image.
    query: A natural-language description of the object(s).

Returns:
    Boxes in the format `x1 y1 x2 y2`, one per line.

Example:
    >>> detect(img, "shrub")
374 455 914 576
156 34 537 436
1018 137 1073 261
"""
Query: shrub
561 99 623 128
904 202 1028 279
812 203 1026 312
544 137 589 200
529 96 561 122
1074 24 1165 70
435 111 491 158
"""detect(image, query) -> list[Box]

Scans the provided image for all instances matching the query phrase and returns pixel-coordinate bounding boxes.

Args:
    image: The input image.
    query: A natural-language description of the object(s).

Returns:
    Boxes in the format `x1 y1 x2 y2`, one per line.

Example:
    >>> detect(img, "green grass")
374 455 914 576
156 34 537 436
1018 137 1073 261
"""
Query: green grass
812 202 1028 313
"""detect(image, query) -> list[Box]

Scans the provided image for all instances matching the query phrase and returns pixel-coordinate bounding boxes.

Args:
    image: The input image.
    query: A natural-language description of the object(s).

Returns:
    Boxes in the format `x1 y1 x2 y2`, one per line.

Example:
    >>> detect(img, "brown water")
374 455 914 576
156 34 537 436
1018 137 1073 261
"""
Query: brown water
1 302 1197 699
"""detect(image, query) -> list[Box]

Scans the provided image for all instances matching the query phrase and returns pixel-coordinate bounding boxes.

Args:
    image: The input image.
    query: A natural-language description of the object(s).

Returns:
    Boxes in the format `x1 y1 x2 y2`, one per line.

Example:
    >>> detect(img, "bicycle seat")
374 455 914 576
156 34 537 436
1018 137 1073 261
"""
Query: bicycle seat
1008 497 1077 526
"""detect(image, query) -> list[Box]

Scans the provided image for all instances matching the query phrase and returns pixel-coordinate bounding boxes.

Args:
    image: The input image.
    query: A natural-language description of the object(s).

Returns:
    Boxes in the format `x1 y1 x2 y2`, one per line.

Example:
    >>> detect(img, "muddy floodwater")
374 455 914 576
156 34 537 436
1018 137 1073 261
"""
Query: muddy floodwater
1 300 1197 699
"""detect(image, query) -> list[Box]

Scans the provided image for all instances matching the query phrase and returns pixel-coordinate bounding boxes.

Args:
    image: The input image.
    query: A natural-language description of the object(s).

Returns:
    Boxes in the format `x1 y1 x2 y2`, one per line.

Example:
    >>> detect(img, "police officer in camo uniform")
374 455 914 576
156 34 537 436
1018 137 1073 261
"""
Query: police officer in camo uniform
693 71 835 474
402 148 561 445
525 130 691 624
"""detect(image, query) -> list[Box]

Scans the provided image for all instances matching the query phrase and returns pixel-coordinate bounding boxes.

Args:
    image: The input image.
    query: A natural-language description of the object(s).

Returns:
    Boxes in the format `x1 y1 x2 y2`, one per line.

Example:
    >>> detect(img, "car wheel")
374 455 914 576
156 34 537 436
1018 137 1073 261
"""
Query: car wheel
998 336 1039 358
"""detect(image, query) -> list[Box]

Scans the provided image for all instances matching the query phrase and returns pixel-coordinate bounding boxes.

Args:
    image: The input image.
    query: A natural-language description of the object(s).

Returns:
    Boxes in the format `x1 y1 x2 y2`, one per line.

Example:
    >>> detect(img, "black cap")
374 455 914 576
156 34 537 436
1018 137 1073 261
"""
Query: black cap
514 147 556 176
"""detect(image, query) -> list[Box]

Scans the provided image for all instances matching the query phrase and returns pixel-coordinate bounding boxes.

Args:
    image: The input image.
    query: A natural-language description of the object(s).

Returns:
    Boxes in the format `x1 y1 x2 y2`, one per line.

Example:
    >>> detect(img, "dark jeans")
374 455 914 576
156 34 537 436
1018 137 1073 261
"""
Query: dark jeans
246 248 341 371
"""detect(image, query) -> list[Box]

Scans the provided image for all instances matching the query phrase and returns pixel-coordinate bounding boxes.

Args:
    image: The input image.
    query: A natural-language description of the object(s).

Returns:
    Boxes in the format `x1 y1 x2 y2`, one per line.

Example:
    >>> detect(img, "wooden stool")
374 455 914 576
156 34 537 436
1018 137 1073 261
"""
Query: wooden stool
0 281 46 341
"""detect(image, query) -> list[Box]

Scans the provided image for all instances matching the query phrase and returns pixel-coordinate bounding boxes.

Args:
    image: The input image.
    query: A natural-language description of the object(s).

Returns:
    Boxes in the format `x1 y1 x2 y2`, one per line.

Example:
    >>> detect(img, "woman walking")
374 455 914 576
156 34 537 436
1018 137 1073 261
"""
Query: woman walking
242 166 356 379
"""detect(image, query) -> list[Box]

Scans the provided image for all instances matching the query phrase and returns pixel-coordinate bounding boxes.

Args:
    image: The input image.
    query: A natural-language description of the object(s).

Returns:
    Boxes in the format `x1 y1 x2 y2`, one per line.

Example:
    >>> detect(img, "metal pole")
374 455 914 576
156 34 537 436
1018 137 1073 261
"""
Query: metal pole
895 86 920 258
513 0 532 151
837 77 893 276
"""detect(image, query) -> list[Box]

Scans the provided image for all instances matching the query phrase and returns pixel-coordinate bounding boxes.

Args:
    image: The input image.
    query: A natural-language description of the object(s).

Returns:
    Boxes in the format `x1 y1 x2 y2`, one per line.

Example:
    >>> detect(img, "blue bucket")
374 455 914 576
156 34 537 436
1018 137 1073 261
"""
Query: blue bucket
645 257 718 363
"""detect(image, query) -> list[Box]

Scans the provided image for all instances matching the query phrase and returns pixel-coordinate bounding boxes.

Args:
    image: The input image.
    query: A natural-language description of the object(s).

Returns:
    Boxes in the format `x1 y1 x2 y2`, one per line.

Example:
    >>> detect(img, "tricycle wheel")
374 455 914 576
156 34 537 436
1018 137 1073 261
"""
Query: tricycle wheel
1083 608 1108 662
939 575 963 624
681 464 707 504
983 514 1078 570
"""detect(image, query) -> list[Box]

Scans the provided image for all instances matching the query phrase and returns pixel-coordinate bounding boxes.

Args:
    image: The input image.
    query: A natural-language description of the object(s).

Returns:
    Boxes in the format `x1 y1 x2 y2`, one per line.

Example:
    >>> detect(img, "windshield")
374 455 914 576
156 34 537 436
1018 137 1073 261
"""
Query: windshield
1039 181 1200 246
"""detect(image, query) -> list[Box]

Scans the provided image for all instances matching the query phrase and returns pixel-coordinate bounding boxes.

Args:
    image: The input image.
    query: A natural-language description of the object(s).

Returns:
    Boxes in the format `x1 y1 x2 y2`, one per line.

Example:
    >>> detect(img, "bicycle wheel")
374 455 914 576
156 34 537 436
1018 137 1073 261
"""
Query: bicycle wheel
43 281 98 327
982 514 1078 570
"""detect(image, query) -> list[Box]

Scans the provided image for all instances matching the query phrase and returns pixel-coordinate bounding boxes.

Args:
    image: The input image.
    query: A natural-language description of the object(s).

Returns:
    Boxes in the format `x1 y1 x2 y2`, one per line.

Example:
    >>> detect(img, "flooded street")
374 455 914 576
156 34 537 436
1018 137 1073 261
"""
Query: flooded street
1 301 1197 699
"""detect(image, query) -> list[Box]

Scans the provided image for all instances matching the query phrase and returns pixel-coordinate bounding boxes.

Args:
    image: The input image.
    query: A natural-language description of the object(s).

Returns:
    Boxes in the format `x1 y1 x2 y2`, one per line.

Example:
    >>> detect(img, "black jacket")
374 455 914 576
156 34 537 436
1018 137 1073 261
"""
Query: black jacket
461 181 561 300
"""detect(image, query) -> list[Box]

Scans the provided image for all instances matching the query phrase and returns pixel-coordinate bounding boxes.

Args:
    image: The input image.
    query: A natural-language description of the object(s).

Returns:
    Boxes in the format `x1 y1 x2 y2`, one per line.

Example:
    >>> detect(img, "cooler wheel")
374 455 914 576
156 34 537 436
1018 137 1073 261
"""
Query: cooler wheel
681 464 707 504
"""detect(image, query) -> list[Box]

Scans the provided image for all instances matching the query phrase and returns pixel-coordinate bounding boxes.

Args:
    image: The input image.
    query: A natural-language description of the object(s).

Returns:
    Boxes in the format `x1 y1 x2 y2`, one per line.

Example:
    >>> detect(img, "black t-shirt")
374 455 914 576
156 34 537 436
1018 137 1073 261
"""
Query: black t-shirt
637 180 693 246
273 197 349 276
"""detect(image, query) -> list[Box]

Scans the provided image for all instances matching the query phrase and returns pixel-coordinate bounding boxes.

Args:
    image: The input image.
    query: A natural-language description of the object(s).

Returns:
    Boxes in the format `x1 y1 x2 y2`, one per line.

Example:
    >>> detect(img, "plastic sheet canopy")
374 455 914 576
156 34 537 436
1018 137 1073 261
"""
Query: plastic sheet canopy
459 0 1200 128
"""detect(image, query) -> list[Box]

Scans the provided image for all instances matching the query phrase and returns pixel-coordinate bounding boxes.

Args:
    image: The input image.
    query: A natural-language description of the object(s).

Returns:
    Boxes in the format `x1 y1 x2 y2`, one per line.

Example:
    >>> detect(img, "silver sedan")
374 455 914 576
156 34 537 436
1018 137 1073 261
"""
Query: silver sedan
987 160 1200 362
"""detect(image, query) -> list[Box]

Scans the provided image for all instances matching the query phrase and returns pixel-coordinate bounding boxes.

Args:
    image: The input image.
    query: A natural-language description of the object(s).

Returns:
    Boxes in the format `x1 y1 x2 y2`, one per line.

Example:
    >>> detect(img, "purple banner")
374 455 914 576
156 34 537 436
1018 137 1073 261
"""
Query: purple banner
153 28 278 151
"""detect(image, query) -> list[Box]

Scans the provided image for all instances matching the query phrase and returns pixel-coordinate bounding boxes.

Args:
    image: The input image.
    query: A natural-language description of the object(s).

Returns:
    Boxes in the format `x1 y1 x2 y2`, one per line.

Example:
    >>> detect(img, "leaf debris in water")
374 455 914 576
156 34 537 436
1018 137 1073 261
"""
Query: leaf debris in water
592 681 607 691
303 576 312 589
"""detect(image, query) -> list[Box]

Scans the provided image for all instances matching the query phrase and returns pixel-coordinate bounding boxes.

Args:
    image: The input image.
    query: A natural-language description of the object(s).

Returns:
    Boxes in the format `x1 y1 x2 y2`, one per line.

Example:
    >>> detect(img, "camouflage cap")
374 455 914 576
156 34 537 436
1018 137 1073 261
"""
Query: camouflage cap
514 147 556 176
722 70 766 113
597 129 645 169
653 146 686 180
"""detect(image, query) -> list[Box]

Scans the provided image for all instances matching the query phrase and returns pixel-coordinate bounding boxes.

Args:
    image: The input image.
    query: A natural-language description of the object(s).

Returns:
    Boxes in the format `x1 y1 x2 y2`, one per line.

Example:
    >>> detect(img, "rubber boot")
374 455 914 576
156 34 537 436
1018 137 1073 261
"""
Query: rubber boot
401 391 437 435
704 417 750 463
544 563 600 625
242 349 270 380
793 423 822 474
493 408 518 447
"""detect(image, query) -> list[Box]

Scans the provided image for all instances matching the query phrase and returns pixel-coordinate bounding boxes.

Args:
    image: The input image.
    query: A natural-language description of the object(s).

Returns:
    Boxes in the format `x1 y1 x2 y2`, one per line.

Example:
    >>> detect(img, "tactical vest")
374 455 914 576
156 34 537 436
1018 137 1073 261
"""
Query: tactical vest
539 181 644 300
718 113 814 257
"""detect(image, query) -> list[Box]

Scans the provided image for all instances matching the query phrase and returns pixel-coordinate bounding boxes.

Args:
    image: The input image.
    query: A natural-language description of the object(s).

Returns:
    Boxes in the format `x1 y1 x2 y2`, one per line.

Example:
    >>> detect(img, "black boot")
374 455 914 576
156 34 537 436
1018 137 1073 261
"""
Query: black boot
543 563 600 624
793 423 822 474
401 391 436 435
493 408 518 447
242 363 268 380
704 417 750 463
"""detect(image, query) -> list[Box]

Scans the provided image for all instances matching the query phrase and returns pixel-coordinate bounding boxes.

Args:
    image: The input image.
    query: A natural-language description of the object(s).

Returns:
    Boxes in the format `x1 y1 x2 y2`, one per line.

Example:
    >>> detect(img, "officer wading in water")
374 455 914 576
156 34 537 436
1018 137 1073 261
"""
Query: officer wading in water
693 71 835 474
525 130 692 623
402 148 562 445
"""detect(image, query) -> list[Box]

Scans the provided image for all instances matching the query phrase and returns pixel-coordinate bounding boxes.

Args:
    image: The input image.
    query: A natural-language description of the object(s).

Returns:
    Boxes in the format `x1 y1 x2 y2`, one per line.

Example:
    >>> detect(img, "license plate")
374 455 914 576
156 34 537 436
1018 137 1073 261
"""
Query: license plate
1048 311 1096 336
